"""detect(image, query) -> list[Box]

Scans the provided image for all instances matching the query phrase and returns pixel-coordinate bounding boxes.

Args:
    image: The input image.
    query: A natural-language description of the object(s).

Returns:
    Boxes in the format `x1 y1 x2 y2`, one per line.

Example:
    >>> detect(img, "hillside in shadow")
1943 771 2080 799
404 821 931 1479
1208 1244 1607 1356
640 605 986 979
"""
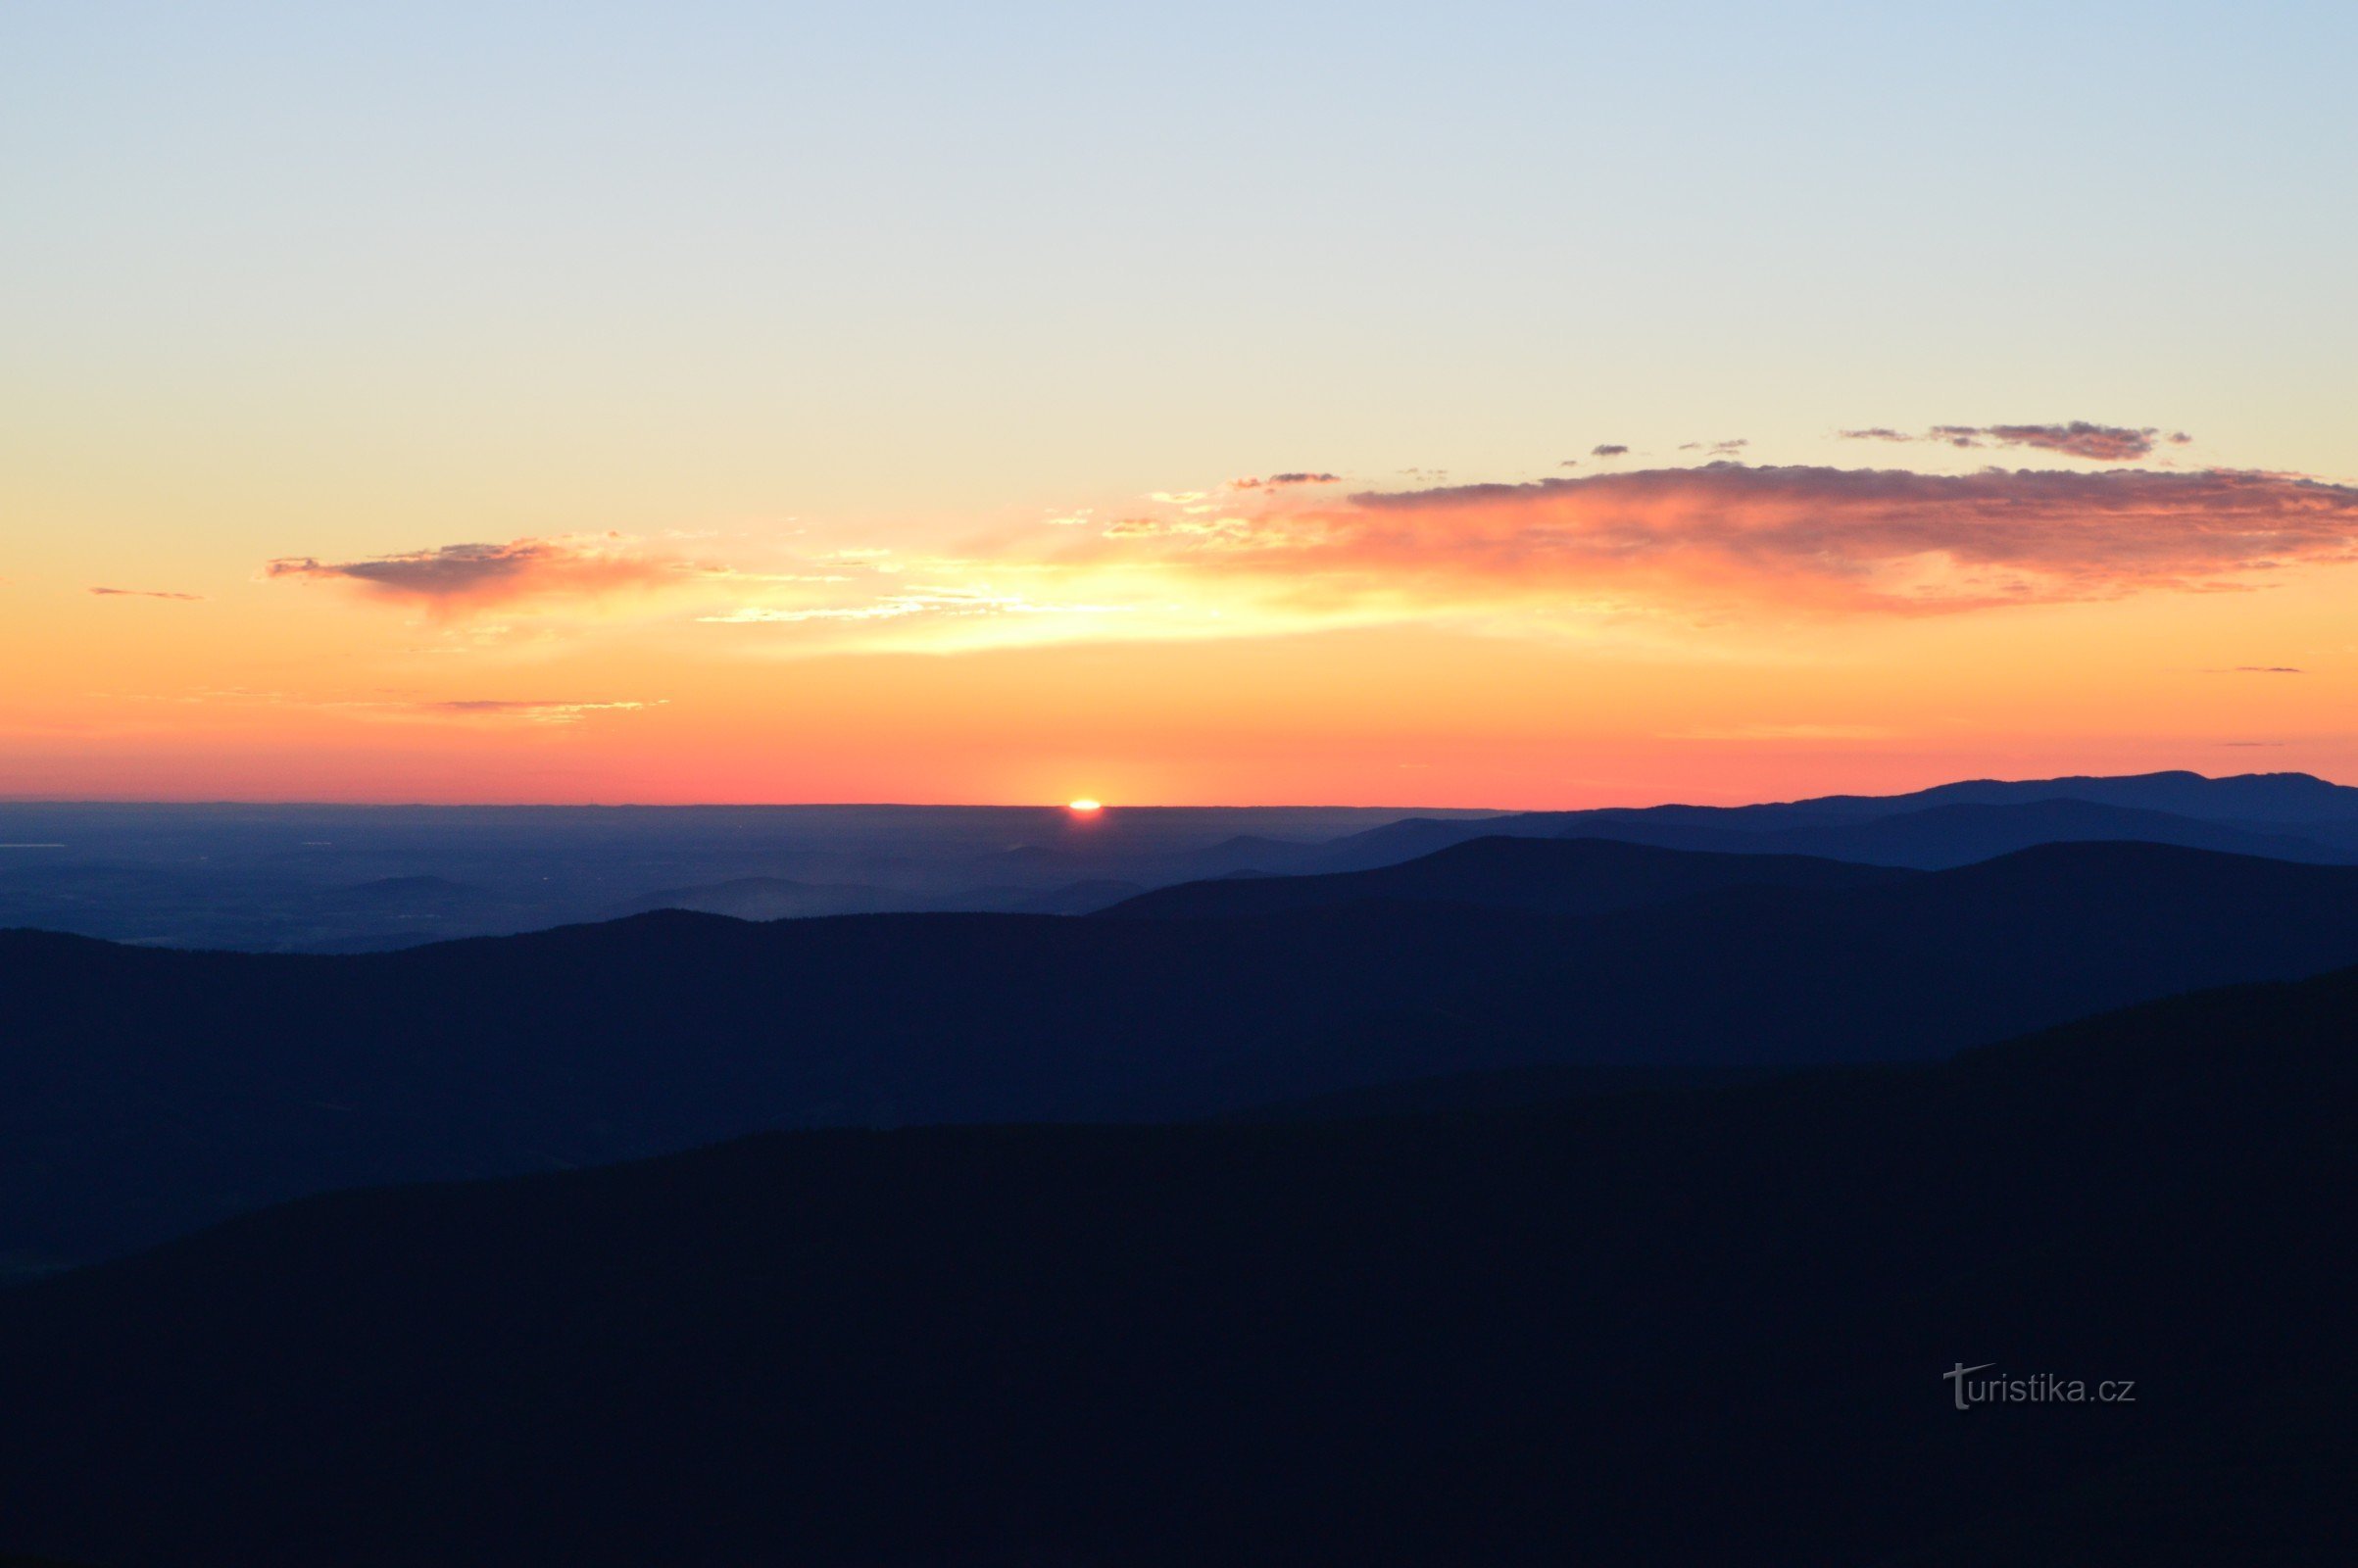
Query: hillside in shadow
0 963 2350 1565
13 840 2358 1266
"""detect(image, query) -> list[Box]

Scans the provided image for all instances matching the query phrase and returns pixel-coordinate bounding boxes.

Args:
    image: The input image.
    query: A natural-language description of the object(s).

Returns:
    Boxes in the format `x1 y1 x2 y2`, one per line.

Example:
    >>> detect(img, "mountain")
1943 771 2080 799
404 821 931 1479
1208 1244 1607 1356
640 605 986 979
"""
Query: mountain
622 876 1149 921
1 963 2349 1566
5 778 2351 950
0 803 1457 954
1307 770 2358 873
12 839 2358 1268
1557 799 2352 870
614 876 914 920
1885 767 2358 823
1102 835 1912 920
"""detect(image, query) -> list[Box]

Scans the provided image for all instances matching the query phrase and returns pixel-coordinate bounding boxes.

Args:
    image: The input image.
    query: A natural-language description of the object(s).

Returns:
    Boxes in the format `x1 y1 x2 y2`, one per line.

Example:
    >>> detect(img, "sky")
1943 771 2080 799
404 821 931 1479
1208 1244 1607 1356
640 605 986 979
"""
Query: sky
5 1 2356 807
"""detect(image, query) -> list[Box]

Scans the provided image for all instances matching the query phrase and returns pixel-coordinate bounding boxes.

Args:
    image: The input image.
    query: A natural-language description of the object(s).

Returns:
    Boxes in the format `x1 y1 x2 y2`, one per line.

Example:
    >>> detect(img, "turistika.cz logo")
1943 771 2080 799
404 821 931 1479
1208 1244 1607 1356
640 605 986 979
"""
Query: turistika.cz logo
1944 1363 2137 1410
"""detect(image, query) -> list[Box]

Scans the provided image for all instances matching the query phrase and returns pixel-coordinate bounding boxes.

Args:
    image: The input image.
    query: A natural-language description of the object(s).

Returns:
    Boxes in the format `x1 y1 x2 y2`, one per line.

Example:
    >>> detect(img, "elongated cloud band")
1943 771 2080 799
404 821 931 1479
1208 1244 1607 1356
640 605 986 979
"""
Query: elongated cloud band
266 461 2358 647
1841 422 2192 461
266 538 676 606
430 699 659 723
1090 464 2358 615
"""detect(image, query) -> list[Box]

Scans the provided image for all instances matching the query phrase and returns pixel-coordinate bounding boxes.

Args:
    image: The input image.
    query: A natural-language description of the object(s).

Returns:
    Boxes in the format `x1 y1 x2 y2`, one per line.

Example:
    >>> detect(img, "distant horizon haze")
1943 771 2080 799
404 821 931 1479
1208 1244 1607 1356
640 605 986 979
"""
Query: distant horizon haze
0 763 2346 813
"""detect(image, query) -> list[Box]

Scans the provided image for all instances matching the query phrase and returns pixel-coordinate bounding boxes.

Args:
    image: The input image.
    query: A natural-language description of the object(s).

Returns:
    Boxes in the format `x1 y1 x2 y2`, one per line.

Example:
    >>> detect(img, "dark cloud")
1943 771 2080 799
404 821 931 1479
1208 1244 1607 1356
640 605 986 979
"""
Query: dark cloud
1591 444 1630 458
1979 423 2164 461
266 539 672 607
89 587 203 601
1228 471 1341 491
1840 422 2181 462
2229 666 2304 674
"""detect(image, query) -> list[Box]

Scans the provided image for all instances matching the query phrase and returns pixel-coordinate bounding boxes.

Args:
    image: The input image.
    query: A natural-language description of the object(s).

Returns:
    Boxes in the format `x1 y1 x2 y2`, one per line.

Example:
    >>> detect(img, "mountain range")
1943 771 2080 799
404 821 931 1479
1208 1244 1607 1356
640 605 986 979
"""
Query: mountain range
13 835 2358 1268
9 771 2358 953
0 958 2348 1565
6 771 2357 1563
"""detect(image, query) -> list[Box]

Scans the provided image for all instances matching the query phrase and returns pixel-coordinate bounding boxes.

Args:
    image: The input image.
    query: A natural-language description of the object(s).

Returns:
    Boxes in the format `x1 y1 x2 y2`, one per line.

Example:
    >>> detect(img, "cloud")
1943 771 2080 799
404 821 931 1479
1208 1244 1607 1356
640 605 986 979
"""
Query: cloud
132 688 663 724
1591 444 1630 458
1083 463 2358 616
1100 514 1257 541
89 586 203 601
701 587 1135 626
1841 422 2180 461
1663 722 1894 741
2226 665 2303 674
428 699 660 724
1228 472 1339 491
265 538 675 608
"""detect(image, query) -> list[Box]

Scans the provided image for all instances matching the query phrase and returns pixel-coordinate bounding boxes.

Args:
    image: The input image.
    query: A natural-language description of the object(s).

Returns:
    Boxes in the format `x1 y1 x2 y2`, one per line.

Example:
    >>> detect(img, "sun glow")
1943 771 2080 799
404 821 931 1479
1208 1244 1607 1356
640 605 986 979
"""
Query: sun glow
1066 799 1104 813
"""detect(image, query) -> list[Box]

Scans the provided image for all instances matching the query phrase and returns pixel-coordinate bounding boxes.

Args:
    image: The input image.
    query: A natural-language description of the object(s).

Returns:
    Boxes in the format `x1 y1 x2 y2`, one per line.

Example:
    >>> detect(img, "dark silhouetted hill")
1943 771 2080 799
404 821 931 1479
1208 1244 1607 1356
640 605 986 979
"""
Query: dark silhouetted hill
1305 769 2358 872
1102 835 1912 920
1560 799 2349 869
0 964 2350 1566
13 840 2358 1266
614 876 913 920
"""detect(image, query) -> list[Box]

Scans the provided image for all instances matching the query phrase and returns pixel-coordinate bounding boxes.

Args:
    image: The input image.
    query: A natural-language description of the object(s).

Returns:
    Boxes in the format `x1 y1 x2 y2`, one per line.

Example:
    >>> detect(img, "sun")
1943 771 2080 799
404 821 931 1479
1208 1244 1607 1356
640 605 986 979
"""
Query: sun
1066 798 1104 814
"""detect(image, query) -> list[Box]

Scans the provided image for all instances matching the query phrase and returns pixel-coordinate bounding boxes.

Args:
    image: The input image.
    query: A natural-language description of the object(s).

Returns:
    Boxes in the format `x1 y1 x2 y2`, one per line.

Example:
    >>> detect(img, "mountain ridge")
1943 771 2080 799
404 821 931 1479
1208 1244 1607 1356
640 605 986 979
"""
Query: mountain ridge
12 838 2358 1266
1 958 2349 1565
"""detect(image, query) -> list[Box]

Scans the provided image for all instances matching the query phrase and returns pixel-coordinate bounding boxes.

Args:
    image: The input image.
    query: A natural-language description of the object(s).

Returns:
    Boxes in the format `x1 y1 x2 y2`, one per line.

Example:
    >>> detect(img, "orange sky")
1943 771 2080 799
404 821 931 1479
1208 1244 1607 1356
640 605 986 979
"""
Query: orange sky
9 8 2356 807
8 448 2356 807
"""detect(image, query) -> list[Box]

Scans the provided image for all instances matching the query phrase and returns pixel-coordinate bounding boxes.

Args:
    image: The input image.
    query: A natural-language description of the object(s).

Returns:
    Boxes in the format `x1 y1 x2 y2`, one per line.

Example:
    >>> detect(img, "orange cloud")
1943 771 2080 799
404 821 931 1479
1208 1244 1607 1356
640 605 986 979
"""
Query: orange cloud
1077 463 2358 616
427 699 661 724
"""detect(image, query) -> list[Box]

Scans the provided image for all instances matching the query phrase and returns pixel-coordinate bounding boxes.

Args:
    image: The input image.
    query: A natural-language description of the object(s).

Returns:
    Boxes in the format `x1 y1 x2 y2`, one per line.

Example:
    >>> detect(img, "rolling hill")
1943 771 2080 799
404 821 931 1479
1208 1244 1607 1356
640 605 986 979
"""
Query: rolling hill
11 840 2358 1266
1308 775 2358 873
1100 835 1913 920
0 962 2349 1565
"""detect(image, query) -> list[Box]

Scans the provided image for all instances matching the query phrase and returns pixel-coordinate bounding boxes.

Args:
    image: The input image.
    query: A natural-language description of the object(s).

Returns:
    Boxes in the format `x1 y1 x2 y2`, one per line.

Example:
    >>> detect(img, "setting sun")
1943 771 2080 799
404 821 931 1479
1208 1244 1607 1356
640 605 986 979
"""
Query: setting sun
1066 799 1104 813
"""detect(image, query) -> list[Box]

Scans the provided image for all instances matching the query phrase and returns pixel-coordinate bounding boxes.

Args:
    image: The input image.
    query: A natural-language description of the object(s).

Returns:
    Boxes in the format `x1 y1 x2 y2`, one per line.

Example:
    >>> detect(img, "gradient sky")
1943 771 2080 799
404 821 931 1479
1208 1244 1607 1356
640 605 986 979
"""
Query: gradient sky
6 1 2356 806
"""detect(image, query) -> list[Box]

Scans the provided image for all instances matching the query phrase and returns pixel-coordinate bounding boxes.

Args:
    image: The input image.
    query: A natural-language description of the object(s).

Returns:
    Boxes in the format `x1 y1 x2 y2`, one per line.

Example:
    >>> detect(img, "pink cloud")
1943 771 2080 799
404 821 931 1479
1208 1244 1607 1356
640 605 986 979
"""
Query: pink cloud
1088 463 2358 615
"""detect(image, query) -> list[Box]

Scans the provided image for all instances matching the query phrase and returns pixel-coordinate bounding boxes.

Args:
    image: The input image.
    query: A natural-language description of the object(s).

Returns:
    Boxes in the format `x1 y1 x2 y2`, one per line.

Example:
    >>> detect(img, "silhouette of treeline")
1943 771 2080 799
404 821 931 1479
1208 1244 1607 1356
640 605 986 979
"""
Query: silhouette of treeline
12 839 2358 1267
0 962 2349 1565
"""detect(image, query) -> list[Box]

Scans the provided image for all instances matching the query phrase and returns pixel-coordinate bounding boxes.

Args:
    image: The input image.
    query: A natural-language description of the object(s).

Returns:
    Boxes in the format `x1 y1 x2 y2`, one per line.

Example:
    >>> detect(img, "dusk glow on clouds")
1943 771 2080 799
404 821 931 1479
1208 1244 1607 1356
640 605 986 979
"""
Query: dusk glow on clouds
602 459 2358 644
245 456 2358 662
1248 463 2358 615
7 2 2355 805
17 432 2358 806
